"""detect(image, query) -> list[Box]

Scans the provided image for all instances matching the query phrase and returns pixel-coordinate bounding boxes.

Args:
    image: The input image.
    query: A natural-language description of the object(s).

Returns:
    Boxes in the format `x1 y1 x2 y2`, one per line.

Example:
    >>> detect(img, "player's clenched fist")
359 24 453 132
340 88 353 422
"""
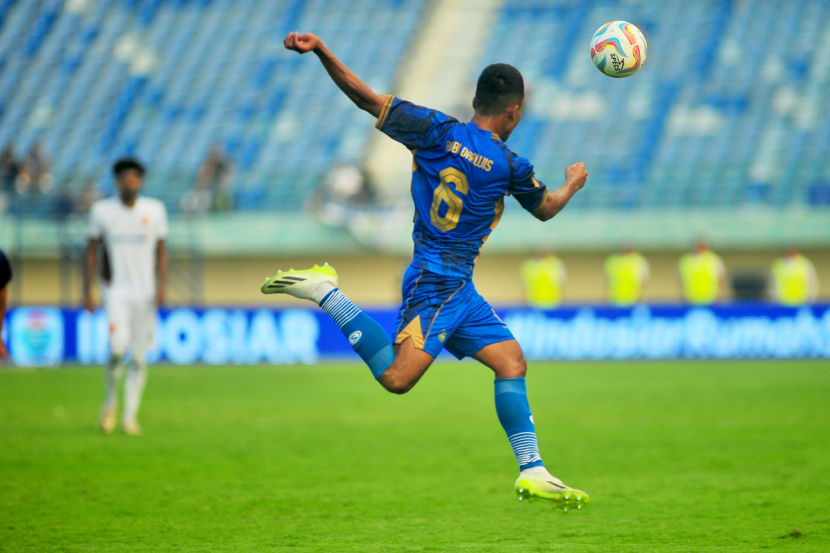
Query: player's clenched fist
283 32 322 54
565 162 588 191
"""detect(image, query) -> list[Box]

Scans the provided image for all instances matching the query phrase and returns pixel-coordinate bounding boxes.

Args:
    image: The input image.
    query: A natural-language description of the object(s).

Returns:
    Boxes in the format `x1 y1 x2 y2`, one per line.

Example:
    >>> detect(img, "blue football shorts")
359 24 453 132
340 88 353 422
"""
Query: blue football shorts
392 265 515 359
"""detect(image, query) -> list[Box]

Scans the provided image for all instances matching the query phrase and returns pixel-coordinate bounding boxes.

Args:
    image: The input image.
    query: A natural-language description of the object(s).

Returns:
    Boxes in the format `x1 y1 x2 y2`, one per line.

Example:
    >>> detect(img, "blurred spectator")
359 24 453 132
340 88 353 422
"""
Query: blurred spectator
520 252 565 308
605 248 650 306
678 242 726 305
314 161 380 233
76 177 102 214
0 144 17 214
181 143 234 213
771 248 818 306
311 161 408 248
1 144 19 193
324 162 376 205
15 142 53 194
53 179 75 220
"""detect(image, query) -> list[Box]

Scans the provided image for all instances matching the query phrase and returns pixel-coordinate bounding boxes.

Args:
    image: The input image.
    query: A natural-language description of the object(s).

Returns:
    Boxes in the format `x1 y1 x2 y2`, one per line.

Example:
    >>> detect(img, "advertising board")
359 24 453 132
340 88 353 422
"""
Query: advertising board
3 304 829 366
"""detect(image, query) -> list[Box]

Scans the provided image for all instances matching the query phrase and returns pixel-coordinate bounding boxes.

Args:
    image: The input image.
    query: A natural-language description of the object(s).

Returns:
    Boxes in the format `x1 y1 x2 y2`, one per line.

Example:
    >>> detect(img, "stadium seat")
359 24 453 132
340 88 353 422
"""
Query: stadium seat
1 0 828 214
0 0 428 213
475 0 830 212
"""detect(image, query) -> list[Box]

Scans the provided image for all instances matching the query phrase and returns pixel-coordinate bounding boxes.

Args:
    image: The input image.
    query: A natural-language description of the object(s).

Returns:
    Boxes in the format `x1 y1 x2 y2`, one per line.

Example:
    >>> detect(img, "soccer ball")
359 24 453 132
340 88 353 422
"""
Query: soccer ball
589 21 647 78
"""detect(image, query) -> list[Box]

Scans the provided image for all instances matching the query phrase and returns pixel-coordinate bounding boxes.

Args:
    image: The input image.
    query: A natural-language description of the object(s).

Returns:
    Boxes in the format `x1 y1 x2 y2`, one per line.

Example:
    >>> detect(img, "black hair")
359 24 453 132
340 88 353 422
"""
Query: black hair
474 63 524 116
112 157 146 177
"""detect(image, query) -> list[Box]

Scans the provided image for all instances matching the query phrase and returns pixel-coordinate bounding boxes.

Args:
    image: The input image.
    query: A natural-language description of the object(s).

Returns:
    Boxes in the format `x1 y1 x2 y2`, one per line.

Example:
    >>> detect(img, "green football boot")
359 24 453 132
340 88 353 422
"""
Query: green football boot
260 263 338 300
515 473 589 512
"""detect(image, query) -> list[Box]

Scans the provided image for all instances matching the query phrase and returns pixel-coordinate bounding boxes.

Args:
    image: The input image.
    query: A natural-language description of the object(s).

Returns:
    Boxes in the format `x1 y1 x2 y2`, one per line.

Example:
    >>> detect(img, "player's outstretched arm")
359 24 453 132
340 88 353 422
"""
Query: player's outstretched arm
284 32 387 118
533 162 588 222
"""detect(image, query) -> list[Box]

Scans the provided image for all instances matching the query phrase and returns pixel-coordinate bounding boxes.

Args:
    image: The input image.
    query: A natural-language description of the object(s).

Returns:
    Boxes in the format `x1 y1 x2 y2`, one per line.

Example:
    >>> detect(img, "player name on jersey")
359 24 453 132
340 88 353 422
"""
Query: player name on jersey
445 140 494 171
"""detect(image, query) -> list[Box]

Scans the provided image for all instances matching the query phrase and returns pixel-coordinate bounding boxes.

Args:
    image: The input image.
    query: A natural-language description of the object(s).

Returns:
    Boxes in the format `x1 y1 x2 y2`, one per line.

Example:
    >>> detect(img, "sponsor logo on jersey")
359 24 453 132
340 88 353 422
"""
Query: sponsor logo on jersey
438 330 446 342
348 331 362 345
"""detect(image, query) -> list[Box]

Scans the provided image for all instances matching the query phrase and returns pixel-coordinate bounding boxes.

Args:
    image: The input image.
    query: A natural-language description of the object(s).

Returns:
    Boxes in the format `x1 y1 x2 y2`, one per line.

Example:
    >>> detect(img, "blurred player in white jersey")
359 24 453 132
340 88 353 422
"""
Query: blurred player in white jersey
84 158 168 435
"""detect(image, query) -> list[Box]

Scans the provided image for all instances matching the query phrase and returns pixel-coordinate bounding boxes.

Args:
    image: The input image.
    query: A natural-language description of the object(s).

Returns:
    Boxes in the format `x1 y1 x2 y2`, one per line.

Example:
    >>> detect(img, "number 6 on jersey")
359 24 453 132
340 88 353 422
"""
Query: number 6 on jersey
430 167 469 232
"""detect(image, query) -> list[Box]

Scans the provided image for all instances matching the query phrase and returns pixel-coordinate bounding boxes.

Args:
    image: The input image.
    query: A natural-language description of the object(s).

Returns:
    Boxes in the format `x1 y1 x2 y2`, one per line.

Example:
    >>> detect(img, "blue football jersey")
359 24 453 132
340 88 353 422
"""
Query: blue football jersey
377 96 548 279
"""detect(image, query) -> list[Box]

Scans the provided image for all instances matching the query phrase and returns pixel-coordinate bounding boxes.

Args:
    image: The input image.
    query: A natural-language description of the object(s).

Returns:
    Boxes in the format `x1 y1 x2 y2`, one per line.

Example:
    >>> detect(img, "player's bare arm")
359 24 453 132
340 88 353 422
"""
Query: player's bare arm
156 240 168 307
84 238 99 313
533 162 588 222
283 32 387 118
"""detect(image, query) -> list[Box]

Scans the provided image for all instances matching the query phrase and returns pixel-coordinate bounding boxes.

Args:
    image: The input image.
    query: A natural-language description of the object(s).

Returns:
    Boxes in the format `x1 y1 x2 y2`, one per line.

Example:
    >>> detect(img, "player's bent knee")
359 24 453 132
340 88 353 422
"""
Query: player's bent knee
378 371 413 395
378 340 433 394
517 354 528 376
497 355 527 379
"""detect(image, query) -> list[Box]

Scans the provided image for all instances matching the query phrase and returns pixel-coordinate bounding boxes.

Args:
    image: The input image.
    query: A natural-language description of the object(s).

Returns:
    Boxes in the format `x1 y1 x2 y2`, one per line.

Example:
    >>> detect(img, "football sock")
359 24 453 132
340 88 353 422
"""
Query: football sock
318 288 394 379
123 357 147 424
103 354 124 409
495 377 545 471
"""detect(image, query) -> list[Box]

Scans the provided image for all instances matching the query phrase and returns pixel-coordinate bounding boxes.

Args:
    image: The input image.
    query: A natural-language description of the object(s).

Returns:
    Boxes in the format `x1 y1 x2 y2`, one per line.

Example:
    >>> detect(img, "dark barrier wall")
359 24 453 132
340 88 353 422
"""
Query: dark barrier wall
3 304 830 366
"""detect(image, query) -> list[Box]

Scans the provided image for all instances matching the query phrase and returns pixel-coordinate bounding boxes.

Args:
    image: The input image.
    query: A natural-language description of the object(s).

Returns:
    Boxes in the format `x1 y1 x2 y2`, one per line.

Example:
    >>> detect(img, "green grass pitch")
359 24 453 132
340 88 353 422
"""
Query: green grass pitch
1 360 829 552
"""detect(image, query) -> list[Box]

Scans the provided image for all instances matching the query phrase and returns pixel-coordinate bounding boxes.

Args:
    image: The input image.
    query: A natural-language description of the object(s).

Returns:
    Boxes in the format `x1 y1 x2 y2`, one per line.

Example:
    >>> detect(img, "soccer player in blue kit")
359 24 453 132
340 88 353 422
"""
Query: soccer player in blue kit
264 32 590 510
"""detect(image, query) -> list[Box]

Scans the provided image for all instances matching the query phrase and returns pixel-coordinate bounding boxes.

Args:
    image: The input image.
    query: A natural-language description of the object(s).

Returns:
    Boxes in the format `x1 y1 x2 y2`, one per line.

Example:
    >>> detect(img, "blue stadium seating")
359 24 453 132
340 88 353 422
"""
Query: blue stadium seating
479 0 830 210
0 0 427 213
1 0 828 214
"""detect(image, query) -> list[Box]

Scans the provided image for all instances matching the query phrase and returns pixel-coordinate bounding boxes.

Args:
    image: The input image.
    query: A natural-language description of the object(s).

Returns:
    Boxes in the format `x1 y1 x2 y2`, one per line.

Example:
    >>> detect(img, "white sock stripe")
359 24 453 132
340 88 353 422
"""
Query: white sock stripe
320 292 347 310
333 310 360 327
328 303 360 321
328 302 359 317
514 450 539 458
509 432 538 444
509 432 540 467
321 291 363 328
325 298 355 316
516 452 542 465
330 307 356 322
321 293 349 313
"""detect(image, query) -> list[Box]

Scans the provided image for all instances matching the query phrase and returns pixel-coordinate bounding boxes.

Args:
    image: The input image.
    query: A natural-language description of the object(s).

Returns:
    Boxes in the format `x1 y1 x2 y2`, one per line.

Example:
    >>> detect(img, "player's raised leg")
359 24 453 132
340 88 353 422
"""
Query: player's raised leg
472 340 589 511
261 264 434 392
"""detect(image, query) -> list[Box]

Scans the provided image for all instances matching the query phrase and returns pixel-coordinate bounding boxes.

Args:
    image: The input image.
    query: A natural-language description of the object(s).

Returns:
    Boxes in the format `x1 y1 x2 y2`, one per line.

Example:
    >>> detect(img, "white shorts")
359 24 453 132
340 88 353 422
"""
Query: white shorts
105 298 156 358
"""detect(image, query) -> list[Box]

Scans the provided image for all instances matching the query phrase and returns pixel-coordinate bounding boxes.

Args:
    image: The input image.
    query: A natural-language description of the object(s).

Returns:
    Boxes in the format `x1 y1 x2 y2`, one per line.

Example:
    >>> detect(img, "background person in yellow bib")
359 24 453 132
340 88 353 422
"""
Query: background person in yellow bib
520 252 565 308
678 242 726 305
604 248 650 306
771 248 818 306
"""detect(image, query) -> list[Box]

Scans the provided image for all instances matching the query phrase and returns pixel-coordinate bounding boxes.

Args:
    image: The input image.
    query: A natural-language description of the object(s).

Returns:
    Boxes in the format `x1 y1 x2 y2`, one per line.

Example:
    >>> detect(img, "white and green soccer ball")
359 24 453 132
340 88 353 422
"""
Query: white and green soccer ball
590 21 647 78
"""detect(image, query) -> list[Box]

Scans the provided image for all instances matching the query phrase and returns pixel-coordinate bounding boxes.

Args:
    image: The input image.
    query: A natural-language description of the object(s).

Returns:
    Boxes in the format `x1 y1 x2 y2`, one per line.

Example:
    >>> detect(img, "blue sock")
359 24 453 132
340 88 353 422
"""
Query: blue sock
495 377 544 471
319 289 394 379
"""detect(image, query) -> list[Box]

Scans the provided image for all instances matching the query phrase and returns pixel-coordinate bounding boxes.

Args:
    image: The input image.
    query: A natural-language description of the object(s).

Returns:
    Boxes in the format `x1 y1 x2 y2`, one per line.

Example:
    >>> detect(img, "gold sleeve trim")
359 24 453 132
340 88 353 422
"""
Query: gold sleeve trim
375 95 395 129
